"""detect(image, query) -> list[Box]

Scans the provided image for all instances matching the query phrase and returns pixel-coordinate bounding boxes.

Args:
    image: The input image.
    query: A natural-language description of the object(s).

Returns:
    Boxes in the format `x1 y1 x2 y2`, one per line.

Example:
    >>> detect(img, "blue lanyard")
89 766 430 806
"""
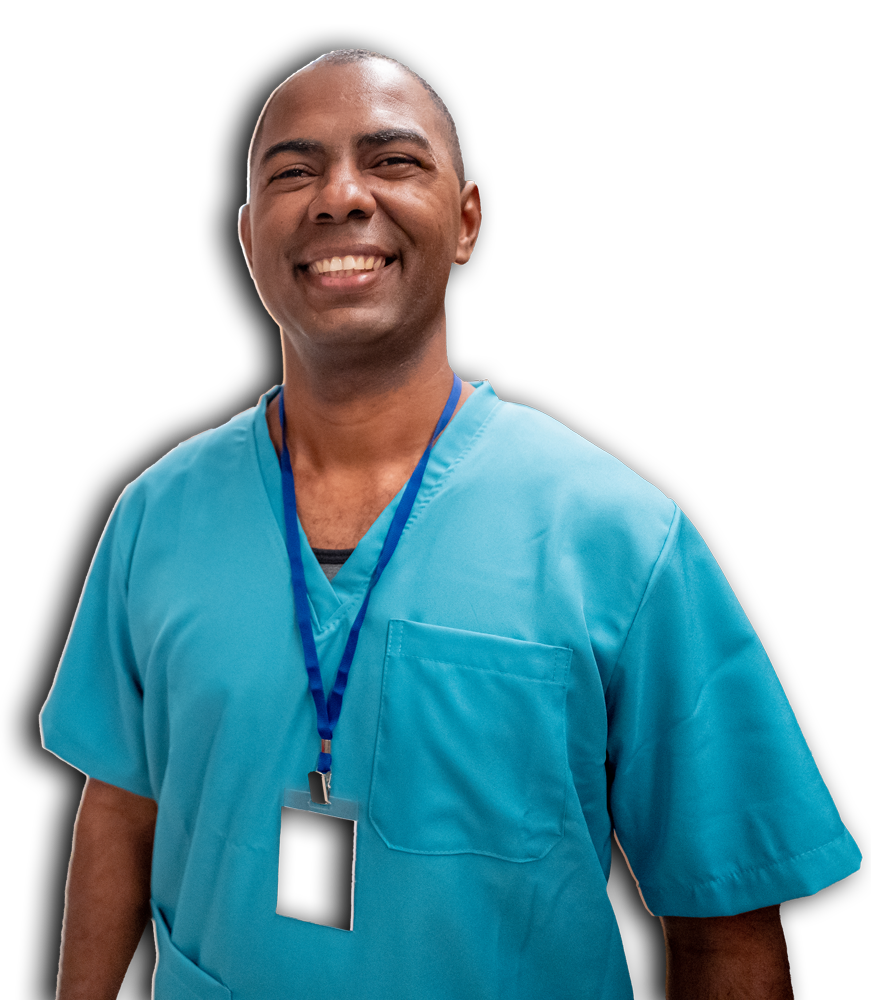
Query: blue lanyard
279 374 462 777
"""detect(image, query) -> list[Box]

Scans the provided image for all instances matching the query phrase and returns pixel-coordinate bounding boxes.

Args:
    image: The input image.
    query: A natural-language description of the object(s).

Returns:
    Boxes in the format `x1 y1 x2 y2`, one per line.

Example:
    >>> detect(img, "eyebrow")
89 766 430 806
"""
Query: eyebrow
260 129 432 166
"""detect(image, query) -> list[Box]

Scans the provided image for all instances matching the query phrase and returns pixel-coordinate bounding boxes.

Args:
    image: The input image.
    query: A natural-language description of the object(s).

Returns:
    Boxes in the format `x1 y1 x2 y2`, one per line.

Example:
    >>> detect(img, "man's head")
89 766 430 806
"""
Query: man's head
248 50 466 192
239 50 481 371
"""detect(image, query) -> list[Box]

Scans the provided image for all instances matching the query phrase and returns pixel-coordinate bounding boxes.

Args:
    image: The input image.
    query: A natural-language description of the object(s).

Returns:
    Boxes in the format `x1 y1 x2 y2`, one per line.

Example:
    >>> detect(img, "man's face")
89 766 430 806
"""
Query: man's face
240 59 479 355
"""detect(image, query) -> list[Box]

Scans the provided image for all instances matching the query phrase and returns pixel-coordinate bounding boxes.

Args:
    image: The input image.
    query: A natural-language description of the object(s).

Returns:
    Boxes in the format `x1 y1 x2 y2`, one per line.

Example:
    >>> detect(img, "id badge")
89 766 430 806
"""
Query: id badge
277 789 358 931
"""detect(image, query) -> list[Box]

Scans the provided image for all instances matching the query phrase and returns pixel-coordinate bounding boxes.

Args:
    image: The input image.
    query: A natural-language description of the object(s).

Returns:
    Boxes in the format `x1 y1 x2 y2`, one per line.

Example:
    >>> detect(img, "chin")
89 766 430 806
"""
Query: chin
302 315 398 348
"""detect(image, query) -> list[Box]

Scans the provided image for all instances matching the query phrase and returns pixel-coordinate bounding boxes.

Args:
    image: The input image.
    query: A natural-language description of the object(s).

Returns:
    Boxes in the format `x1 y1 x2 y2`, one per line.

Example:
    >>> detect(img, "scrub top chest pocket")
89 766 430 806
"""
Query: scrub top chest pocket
370 620 572 862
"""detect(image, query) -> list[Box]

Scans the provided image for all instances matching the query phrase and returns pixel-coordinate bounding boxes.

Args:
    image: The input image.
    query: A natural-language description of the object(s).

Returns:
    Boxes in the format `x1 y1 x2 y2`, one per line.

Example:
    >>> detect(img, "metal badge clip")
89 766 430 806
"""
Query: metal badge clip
308 769 331 805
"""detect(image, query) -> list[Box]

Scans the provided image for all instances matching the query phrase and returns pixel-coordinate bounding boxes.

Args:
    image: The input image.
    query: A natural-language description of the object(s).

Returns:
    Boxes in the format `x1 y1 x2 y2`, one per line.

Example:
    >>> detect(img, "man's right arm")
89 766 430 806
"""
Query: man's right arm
58 777 157 1000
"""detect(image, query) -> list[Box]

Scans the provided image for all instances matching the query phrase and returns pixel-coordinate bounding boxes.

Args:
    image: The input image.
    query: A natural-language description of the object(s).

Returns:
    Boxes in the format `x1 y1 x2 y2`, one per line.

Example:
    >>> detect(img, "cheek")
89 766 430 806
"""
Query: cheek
411 217 460 265
252 229 286 268
250 204 303 267
395 187 461 254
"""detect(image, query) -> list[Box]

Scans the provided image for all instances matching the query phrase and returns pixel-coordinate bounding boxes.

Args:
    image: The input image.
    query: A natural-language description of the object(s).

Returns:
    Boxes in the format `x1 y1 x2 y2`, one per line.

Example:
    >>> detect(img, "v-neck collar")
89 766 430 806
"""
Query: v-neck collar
253 380 500 632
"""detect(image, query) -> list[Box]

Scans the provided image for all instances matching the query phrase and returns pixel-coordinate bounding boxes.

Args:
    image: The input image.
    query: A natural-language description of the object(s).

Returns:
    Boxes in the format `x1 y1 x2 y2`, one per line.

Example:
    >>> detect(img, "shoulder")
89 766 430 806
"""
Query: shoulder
448 391 679 600
481 395 677 539
111 401 263 534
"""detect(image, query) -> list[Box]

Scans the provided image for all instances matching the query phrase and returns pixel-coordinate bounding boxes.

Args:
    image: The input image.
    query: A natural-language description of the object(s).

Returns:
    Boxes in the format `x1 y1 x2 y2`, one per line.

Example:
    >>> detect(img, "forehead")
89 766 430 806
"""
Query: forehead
253 60 448 167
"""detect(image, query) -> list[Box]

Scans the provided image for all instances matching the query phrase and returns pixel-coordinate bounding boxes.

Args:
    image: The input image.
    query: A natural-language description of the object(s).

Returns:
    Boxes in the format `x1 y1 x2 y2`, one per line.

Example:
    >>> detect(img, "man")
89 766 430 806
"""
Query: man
41 49 860 1000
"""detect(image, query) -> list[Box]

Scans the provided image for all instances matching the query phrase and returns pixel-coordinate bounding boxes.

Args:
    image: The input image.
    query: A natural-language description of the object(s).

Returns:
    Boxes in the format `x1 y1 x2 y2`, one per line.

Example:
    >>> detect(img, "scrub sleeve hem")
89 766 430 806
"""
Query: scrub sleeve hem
39 729 154 801
642 826 862 917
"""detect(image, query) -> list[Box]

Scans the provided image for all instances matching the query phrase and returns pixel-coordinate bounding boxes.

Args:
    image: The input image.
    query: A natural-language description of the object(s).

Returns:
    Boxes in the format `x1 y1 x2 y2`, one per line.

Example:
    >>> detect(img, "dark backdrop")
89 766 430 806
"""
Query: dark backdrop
29 20 865 998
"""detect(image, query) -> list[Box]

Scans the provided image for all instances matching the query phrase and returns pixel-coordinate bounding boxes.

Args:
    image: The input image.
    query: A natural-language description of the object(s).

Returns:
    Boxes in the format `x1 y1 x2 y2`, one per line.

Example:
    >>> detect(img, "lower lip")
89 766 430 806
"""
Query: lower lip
303 265 393 290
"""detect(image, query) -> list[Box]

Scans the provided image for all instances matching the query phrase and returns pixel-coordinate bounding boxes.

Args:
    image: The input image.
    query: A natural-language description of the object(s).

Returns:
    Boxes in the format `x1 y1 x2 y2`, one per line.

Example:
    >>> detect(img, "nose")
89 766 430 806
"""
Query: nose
308 162 376 223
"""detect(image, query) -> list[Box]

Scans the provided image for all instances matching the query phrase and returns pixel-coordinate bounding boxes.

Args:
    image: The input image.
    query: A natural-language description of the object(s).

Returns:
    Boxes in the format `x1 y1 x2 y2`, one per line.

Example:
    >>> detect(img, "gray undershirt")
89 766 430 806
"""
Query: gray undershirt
311 547 355 581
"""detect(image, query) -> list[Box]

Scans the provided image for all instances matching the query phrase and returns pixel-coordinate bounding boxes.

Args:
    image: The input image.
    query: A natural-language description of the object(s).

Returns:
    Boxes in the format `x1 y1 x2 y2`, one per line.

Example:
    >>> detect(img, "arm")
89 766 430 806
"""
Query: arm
661 905 793 1000
58 777 157 1000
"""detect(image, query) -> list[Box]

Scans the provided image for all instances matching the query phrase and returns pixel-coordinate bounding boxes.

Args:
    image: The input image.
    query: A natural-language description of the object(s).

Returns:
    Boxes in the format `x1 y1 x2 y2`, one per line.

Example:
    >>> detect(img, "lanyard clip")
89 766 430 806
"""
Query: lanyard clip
308 769 331 805
310 739 332 803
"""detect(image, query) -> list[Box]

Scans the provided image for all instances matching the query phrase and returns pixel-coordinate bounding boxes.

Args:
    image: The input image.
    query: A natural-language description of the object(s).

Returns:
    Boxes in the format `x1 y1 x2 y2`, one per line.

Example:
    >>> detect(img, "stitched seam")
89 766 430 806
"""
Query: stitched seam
399 402 501 534
391 620 404 660
605 500 679 694
663 830 853 893
403 656 566 684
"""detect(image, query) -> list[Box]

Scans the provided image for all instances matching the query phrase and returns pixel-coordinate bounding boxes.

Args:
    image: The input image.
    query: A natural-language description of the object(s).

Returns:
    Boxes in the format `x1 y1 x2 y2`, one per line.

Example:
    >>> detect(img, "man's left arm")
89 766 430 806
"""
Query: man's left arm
661 905 793 1000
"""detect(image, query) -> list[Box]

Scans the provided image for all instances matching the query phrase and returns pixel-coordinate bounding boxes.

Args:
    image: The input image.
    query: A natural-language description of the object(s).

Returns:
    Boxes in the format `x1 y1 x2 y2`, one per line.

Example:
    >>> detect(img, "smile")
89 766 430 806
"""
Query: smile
305 255 394 278
301 256 396 292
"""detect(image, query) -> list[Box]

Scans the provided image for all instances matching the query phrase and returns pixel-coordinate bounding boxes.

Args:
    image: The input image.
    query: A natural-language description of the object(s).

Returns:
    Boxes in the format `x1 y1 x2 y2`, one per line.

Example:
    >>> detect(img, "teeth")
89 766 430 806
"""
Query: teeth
310 255 387 276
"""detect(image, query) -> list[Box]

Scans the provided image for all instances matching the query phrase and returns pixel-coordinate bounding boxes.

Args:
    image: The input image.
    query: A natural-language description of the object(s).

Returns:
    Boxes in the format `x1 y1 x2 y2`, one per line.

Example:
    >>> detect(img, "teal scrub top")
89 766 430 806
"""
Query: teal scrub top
41 383 861 1000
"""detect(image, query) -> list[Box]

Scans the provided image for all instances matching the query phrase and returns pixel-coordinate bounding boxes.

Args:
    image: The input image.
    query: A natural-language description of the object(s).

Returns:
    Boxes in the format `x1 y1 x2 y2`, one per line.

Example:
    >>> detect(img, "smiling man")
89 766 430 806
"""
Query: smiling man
42 49 860 1000
240 53 479 554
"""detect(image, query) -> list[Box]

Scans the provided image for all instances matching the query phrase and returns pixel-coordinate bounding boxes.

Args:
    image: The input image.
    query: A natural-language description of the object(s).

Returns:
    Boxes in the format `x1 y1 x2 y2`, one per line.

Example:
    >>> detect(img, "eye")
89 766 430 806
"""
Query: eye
271 166 313 181
374 155 420 168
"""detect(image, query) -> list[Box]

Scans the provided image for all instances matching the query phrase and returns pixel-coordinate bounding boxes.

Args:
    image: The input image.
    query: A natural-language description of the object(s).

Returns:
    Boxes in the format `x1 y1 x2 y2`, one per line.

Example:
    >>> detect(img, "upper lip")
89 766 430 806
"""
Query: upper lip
299 243 395 268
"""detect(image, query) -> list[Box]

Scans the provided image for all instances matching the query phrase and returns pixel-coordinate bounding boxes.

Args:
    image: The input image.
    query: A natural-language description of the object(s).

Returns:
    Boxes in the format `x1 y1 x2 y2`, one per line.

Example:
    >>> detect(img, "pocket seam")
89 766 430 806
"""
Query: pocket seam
405 656 567 686
393 619 572 683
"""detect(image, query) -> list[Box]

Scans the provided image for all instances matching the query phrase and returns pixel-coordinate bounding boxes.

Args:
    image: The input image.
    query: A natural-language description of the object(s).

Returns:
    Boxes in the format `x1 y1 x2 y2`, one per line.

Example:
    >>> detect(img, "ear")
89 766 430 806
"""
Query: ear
454 181 481 265
238 203 254 276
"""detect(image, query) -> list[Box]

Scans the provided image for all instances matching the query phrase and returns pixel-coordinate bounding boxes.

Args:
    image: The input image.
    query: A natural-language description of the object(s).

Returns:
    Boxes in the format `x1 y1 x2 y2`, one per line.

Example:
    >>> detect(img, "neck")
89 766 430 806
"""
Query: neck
267 327 470 472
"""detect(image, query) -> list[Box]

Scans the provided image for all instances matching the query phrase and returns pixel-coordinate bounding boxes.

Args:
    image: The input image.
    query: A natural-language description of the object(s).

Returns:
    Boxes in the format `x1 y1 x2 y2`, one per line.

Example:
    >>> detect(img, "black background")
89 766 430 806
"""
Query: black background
29 17 867 998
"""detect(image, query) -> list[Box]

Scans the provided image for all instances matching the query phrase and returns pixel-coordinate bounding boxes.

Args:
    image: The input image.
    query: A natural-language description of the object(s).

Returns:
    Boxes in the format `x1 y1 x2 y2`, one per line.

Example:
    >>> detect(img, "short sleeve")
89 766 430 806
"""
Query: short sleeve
606 509 860 917
40 488 153 798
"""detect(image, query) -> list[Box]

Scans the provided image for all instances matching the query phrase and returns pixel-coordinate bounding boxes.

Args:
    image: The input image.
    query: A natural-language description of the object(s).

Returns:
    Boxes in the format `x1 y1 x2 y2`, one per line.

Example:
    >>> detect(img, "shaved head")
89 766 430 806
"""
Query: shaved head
248 49 465 193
